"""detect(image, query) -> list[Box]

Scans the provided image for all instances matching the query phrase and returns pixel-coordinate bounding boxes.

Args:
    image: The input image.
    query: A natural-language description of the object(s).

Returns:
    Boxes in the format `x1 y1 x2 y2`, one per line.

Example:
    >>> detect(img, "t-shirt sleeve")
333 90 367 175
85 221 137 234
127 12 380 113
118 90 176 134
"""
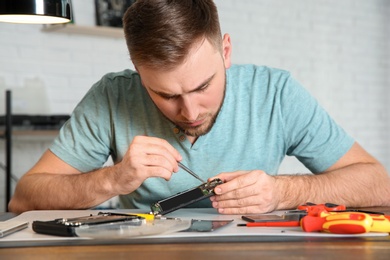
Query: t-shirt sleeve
50 79 112 172
279 75 354 173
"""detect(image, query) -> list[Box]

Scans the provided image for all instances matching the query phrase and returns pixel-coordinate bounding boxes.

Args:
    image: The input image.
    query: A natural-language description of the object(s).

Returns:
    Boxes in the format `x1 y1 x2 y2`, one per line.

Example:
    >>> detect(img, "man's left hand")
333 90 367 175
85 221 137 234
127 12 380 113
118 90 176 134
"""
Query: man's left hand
210 170 280 214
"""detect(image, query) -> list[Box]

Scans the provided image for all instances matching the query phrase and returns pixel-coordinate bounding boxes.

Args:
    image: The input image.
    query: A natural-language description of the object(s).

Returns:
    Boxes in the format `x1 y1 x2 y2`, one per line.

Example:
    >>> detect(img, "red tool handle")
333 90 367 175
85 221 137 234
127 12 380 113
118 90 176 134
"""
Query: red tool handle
298 202 346 216
301 212 372 234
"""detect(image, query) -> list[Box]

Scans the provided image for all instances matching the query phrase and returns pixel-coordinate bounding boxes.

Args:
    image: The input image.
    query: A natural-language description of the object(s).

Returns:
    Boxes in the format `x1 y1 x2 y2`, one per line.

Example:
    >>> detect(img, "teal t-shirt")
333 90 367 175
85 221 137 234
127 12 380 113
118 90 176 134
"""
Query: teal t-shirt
50 65 354 210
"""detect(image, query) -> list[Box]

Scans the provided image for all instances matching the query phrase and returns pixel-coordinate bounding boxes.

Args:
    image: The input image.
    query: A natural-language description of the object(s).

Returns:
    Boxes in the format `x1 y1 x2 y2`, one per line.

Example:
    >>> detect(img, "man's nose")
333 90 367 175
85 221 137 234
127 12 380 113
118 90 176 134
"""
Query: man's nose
180 95 198 121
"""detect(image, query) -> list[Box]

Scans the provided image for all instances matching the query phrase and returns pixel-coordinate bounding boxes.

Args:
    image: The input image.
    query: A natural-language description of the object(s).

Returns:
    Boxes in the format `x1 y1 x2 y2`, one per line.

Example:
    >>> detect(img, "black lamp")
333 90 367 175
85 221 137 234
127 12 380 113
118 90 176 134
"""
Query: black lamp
0 0 72 24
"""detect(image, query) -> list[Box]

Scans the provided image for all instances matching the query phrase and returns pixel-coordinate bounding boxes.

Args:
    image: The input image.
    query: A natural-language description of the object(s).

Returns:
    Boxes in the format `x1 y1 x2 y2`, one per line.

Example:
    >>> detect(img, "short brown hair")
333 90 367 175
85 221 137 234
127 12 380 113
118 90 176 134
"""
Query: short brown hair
123 0 222 69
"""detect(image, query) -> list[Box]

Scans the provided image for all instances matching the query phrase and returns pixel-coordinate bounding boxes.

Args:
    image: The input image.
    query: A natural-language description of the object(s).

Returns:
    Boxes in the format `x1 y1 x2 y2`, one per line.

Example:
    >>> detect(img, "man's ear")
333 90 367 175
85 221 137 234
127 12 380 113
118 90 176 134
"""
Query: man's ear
222 33 232 69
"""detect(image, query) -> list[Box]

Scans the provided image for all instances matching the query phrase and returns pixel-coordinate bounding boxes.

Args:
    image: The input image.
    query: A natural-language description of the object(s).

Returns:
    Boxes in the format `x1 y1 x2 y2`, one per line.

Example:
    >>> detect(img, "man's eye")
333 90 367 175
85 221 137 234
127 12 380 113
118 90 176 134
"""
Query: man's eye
161 95 177 100
198 84 209 92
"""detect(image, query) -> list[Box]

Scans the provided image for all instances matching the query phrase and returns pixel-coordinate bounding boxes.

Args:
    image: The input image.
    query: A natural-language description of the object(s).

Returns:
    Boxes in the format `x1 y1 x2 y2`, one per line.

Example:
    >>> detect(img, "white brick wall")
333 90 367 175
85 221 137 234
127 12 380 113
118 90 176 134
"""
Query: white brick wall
0 0 389 210
216 0 390 173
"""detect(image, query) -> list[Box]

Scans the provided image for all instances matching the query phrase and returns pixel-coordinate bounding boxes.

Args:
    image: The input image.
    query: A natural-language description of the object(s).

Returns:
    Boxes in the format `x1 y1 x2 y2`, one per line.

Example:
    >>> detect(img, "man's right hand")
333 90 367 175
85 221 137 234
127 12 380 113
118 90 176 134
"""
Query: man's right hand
8 135 182 213
113 135 183 195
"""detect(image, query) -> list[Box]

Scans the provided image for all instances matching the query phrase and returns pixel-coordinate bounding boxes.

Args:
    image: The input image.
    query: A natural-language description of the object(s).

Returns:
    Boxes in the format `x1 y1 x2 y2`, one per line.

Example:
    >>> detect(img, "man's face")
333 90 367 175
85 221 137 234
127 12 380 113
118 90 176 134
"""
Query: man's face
137 35 232 139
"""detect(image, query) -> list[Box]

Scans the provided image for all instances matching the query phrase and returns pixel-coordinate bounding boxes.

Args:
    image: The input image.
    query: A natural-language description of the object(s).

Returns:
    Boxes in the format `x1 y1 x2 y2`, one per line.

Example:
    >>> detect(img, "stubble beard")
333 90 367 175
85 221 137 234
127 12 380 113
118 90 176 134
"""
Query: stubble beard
177 82 226 137
178 111 218 137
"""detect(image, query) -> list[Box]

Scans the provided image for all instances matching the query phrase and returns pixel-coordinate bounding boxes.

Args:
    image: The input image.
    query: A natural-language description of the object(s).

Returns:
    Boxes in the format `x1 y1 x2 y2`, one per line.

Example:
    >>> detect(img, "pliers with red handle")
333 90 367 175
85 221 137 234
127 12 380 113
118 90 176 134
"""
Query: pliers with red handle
285 202 346 219
297 202 346 216
296 202 390 234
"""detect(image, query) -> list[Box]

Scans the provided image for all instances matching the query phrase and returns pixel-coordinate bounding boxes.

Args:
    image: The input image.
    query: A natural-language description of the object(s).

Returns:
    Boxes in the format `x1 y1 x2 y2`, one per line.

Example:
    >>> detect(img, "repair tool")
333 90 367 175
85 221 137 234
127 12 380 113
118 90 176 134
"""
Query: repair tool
237 221 300 227
178 162 206 183
296 202 390 234
240 202 390 234
287 202 346 217
238 203 329 227
301 211 390 234
239 202 341 226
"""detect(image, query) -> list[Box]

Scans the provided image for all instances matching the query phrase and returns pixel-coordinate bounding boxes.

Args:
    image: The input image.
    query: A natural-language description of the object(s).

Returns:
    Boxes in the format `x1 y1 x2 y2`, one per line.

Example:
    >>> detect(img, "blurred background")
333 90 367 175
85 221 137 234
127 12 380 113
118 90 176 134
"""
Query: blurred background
0 0 389 211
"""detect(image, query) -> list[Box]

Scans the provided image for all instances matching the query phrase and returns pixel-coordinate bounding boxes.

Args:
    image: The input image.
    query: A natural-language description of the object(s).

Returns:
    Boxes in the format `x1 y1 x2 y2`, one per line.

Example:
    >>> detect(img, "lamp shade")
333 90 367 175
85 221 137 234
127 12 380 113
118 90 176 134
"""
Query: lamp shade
0 0 72 24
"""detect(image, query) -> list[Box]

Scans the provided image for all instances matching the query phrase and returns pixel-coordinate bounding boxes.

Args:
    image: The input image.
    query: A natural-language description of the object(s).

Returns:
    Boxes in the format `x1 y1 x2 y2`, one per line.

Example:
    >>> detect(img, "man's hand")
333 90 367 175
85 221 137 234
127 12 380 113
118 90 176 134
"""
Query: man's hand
8 135 183 213
210 143 390 215
210 170 280 214
113 136 182 195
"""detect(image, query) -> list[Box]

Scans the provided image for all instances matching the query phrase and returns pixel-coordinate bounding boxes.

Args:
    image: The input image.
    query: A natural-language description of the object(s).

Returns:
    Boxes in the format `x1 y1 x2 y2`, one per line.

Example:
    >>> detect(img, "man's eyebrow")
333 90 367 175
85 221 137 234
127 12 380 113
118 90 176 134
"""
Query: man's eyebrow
189 73 216 93
150 73 216 97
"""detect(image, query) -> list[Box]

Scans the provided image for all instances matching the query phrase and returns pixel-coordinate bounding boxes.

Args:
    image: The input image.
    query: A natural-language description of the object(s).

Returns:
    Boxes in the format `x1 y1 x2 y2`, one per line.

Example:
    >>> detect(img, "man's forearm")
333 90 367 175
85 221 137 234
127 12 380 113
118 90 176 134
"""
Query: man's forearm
8 167 117 213
276 162 390 210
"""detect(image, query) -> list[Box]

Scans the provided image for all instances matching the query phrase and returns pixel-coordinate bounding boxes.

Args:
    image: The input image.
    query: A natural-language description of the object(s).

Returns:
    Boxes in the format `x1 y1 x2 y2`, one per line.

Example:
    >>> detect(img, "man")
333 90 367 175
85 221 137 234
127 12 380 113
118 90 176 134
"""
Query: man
9 0 390 214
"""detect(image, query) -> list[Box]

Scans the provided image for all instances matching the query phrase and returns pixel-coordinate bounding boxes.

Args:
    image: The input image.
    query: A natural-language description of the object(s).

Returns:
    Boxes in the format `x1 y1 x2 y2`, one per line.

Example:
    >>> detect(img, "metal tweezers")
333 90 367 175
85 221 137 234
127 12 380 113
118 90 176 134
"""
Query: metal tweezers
178 162 206 183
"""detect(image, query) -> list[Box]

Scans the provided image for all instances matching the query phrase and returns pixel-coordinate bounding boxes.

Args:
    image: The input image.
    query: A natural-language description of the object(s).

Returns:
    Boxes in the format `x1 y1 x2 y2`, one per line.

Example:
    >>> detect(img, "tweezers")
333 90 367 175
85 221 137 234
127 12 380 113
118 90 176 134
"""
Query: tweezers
178 162 206 183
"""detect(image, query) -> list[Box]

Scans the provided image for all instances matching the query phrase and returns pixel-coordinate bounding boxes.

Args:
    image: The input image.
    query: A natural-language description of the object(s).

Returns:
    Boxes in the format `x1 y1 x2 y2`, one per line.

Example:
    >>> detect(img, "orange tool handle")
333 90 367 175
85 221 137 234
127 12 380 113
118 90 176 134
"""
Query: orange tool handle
301 212 372 234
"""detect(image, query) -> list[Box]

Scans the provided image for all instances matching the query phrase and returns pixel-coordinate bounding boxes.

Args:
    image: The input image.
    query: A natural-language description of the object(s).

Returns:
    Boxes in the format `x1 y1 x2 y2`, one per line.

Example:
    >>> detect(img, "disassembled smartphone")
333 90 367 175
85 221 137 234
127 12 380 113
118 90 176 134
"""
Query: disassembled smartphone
32 212 143 237
151 178 223 215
